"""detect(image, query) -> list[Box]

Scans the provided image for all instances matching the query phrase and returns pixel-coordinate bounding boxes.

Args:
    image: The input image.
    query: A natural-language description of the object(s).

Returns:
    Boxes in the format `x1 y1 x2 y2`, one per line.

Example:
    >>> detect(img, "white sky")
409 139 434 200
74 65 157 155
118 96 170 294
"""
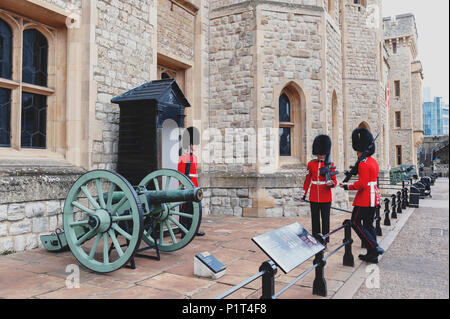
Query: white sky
382 0 449 104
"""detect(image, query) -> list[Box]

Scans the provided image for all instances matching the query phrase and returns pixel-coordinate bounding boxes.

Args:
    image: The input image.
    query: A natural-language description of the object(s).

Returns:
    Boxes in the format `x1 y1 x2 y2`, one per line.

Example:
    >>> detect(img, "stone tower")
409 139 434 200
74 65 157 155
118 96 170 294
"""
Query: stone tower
340 0 390 170
383 13 424 168
206 0 348 217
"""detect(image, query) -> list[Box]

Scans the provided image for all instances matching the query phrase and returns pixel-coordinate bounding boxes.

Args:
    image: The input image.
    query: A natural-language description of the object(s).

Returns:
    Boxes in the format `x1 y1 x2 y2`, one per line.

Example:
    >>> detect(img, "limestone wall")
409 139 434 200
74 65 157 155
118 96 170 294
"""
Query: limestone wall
387 38 414 165
342 0 387 169
92 0 156 171
325 18 343 168
0 160 84 253
208 6 257 174
157 0 195 62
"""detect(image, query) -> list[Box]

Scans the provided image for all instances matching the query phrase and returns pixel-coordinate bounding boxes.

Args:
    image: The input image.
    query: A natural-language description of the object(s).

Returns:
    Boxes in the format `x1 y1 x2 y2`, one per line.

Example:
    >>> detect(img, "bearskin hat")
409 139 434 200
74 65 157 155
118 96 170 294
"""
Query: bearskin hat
312 135 332 155
351 128 375 156
182 126 200 148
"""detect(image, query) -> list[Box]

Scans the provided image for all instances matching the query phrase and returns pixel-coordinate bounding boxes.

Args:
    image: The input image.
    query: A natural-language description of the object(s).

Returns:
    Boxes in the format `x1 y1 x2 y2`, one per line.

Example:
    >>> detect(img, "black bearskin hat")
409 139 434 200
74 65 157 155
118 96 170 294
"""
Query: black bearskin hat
182 126 200 148
352 128 375 156
312 135 332 155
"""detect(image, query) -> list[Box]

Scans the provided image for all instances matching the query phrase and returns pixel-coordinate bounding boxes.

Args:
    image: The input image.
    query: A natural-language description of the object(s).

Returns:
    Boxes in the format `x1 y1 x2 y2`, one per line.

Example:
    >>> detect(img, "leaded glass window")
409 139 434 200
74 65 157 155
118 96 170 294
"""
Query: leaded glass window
279 127 291 156
0 18 12 79
21 92 47 148
22 29 48 87
0 88 11 146
279 93 293 157
279 93 290 122
0 12 57 153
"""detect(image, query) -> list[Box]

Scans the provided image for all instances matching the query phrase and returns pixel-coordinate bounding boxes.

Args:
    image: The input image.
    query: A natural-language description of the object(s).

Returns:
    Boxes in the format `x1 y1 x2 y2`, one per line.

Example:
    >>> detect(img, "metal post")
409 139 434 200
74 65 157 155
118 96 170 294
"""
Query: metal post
312 250 327 297
375 205 382 236
343 220 354 267
397 191 402 214
383 198 391 226
391 194 397 219
402 188 408 209
259 260 277 299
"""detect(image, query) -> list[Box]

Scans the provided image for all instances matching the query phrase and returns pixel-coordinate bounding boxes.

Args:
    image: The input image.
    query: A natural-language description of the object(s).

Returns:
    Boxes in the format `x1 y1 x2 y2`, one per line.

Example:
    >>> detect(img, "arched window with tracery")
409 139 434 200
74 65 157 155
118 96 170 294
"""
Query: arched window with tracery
0 18 12 147
279 93 292 156
277 83 306 164
21 29 49 148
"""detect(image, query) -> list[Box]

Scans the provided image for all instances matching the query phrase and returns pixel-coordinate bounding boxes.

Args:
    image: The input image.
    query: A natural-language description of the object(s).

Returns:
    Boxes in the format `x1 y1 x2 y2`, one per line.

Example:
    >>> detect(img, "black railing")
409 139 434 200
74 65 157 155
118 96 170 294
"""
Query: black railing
216 177 429 299
215 220 355 299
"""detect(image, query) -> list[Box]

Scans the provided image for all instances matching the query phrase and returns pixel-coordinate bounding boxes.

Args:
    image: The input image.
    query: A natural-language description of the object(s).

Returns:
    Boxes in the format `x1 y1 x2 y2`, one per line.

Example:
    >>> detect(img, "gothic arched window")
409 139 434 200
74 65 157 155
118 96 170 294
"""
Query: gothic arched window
21 29 48 148
0 18 12 79
0 18 12 146
279 93 292 156
22 29 48 86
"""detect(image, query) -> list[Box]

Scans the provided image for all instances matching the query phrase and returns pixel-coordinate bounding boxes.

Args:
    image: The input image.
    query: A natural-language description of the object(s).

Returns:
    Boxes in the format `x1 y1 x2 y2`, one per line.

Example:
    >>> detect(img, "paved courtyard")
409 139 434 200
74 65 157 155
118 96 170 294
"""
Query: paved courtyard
1 180 446 299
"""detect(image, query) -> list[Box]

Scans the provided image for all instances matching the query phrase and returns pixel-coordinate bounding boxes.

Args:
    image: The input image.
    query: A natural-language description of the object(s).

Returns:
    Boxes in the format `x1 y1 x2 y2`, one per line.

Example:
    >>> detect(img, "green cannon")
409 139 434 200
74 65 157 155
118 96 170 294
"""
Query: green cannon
40 169 202 273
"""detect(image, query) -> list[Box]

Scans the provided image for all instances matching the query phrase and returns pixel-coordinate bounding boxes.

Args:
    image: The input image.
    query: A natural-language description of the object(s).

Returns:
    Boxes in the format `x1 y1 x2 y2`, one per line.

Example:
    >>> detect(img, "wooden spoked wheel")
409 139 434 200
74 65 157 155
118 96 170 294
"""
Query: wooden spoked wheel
63 170 143 273
138 169 201 252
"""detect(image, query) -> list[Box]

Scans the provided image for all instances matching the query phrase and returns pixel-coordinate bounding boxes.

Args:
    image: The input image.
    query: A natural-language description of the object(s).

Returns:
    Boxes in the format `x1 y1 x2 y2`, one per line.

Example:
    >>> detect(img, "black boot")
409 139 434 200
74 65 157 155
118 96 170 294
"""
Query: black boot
364 250 379 264
358 252 369 261
365 246 384 264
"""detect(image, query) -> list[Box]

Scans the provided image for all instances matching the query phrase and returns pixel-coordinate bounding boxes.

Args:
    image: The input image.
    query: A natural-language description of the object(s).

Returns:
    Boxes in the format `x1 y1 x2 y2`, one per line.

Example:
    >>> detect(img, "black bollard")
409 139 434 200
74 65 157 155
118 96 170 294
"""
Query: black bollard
259 260 277 299
343 220 354 267
391 194 397 219
383 198 391 226
397 191 402 214
375 205 382 236
312 250 327 297
402 188 408 209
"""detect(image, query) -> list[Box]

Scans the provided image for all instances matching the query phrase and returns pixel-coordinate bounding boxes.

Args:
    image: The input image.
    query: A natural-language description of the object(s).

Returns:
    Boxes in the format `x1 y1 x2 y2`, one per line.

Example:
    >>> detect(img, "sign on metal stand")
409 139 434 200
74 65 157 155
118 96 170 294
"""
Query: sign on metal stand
252 223 325 274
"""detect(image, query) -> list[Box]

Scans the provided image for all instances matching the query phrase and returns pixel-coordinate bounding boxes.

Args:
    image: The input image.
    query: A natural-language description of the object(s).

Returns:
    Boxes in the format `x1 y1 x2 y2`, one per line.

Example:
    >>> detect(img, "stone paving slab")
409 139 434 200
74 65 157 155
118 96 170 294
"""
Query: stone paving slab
0 196 423 299
352 179 449 299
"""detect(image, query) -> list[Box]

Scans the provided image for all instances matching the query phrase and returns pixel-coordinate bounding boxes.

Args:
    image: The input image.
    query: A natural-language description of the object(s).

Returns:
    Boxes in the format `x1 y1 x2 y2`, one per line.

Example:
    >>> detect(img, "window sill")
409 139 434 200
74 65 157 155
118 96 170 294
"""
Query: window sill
0 148 65 161
279 156 304 170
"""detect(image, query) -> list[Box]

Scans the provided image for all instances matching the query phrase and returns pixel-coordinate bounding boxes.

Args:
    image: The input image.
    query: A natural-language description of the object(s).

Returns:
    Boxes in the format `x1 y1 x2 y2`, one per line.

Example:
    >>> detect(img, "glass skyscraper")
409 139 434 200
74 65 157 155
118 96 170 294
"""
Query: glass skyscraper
443 104 449 135
423 97 447 136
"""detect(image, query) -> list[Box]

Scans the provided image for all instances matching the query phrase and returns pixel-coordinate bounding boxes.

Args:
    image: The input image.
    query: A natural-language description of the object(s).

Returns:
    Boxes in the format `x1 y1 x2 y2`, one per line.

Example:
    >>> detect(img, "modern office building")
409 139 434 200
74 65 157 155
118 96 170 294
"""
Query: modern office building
443 104 449 135
423 97 447 136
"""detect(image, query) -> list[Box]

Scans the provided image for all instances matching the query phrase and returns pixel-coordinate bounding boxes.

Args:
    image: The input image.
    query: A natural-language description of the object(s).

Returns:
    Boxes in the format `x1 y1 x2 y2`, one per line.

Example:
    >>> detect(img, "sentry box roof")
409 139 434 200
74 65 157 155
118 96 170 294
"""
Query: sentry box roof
111 78 190 108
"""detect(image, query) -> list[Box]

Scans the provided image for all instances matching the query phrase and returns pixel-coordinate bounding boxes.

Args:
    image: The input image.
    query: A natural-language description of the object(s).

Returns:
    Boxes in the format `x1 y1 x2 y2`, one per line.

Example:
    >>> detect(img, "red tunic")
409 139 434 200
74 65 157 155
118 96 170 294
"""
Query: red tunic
348 156 380 207
177 153 198 187
303 160 337 203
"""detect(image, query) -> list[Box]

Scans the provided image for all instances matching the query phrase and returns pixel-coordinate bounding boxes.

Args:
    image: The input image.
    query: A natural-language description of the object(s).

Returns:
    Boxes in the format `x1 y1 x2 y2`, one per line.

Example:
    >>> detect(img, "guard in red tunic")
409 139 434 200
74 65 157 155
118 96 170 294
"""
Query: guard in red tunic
301 135 337 245
178 126 204 236
340 128 384 263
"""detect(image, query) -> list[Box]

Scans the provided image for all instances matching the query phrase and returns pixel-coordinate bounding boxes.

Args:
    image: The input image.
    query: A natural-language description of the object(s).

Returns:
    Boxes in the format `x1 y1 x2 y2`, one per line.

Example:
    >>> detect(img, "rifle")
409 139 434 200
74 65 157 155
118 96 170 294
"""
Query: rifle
320 153 339 184
302 154 339 201
342 132 380 184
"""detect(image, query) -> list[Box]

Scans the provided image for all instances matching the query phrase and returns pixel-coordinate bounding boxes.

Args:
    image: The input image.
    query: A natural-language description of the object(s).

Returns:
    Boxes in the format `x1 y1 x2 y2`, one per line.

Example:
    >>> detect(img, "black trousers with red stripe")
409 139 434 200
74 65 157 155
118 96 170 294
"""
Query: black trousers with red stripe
351 206 378 251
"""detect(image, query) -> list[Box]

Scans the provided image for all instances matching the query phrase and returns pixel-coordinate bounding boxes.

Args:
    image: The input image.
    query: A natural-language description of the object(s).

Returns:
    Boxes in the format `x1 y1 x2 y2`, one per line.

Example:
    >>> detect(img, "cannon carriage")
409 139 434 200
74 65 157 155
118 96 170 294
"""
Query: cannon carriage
41 168 203 273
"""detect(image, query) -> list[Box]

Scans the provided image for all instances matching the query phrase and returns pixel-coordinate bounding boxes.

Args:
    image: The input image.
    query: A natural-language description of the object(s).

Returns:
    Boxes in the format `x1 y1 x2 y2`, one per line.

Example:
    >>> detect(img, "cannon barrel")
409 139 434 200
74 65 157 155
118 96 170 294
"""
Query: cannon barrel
102 188 203 205
146 188 203 204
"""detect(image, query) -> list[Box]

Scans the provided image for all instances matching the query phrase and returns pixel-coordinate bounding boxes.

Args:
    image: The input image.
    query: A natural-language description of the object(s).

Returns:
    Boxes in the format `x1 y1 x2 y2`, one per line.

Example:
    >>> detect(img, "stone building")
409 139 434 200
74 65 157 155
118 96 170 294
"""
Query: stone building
383 13 424 168
0 0 422 253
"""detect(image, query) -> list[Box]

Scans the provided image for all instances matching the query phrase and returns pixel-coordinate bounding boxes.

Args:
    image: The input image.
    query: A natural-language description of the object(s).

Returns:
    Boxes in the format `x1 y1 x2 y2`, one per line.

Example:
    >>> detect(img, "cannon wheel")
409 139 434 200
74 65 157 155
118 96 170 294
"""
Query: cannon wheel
63 170 143 273
139 169 201 252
